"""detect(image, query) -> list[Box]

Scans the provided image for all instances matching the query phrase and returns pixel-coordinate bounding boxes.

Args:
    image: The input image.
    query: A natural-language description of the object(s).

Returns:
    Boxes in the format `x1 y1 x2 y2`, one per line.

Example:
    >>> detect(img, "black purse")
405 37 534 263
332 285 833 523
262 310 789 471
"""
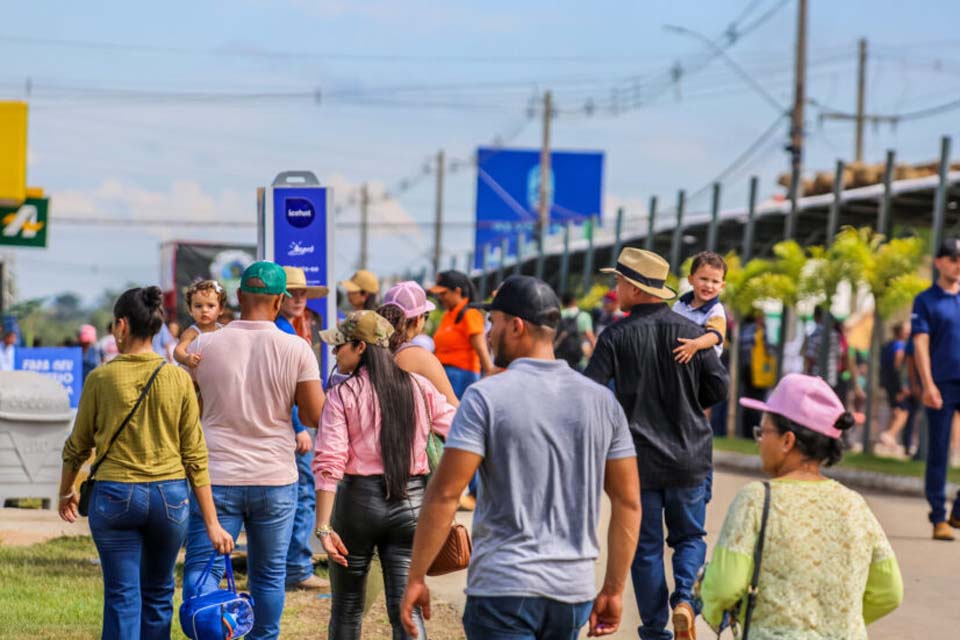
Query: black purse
77 364 165 517
740 480 772 640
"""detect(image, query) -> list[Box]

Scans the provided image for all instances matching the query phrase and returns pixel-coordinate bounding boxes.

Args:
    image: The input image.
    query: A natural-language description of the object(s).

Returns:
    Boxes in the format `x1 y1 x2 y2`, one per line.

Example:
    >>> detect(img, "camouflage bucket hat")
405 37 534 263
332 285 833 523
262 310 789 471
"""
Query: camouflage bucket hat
318 310 394 348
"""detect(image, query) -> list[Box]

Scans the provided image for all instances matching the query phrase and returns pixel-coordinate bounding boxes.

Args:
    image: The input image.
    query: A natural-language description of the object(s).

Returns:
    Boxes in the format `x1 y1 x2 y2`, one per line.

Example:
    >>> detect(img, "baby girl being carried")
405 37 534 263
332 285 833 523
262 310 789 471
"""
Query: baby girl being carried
174 280 226 368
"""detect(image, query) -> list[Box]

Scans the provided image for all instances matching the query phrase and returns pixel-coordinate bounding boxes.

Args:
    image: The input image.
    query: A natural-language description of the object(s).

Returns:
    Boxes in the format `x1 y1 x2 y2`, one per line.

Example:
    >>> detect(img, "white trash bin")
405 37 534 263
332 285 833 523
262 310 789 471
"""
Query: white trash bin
0 371 74 508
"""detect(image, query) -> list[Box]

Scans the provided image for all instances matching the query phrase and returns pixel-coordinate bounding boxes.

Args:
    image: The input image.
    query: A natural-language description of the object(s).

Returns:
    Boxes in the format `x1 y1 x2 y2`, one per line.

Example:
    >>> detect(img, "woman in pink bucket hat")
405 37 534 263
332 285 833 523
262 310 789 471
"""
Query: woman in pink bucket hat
698 374 902 639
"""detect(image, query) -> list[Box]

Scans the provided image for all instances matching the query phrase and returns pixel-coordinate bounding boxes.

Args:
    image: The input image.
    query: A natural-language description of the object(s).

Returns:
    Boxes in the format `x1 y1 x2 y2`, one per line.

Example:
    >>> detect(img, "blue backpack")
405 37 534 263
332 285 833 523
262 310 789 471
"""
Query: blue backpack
180 553 255 640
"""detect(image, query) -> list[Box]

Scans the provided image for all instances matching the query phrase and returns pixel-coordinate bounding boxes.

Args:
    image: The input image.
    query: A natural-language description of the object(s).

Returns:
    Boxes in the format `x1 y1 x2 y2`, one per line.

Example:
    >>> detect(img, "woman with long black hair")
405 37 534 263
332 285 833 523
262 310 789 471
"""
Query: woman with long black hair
314 311 456 639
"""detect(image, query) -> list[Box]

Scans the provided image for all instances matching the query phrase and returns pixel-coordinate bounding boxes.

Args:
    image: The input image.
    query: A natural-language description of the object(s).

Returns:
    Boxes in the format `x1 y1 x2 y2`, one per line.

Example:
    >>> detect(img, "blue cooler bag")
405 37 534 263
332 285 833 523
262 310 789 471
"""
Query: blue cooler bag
180 553 255 640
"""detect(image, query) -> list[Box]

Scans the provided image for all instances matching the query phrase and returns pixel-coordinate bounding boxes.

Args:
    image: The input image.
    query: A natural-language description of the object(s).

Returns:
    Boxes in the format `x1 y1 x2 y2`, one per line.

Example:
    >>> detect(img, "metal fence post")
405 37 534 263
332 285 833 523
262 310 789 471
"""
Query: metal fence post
707 182 721 253
514 231 525 276
741 176 759 262
581 216 598 295
559 221 572 295
669 190 686 273
612 207 624 265
645 196 658 252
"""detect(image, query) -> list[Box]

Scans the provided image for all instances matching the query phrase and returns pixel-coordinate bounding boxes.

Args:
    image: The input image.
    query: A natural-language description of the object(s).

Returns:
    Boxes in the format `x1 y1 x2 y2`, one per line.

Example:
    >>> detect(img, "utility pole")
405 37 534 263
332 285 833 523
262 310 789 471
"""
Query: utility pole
855 38 867 162
819 38 898 158
432 150 445 277
536 90 553 278
778 0 807 381
359 183 369 270
785 0 806 241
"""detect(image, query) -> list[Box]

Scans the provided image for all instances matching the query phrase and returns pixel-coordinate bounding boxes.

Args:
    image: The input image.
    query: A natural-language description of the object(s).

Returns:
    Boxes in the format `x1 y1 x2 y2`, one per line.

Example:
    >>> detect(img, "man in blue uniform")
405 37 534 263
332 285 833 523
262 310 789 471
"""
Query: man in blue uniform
912 237 960 541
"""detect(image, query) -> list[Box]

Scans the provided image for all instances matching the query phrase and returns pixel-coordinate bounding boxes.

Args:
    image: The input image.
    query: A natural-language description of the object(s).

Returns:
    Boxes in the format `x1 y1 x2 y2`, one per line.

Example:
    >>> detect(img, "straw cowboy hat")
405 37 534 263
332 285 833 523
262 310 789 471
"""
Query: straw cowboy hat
600 248 677 300
282 266 329 299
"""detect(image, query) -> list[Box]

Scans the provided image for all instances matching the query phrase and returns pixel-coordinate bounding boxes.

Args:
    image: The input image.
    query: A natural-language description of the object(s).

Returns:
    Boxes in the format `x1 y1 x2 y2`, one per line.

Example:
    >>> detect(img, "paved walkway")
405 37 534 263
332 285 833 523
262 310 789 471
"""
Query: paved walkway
3 470 957 638
427 469 959 639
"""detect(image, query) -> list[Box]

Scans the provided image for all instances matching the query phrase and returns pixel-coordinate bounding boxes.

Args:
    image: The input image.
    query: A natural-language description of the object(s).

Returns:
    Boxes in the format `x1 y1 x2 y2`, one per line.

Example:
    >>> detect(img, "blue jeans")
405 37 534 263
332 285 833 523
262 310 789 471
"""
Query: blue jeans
925 382 960 523
286 429 317 585
443 364 480 399
183 483 297 640
632 482 708 640
463 596 592 640
88 479 190 640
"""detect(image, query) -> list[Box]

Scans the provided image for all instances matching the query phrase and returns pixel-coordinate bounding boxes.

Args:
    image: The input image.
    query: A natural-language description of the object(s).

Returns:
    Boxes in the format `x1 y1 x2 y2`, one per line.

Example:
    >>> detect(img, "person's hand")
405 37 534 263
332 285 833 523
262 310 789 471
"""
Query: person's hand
400 578 431 638
319 530 349 567
295 431 312 455
187 353 202 368
206 523 235 555
58 492 79 523
923 384 943 410
588 590 622 636
673 338 698 364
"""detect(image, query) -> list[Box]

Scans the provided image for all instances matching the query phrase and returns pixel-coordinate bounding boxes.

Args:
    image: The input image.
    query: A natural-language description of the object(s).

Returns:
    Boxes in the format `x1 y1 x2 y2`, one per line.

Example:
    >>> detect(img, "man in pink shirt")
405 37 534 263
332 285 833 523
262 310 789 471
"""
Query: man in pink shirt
182 261 325 640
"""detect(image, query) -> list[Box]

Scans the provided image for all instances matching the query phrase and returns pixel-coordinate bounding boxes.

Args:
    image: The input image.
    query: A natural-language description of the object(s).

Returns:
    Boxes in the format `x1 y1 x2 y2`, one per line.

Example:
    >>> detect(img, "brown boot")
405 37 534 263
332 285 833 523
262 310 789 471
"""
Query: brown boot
672 601 696 640
288 575 330 590
948 515 960 529
933 521 956 541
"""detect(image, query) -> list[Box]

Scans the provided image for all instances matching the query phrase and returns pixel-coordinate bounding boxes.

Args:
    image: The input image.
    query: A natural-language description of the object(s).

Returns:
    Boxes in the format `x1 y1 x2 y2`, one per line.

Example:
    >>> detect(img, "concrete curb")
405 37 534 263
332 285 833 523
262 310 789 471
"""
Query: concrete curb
713 450 960 498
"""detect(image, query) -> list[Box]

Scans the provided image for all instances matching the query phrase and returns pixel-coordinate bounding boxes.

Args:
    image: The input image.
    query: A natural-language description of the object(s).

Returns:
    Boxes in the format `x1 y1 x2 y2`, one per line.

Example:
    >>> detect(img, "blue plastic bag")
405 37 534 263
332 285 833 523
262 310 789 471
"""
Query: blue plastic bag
180 553 255 640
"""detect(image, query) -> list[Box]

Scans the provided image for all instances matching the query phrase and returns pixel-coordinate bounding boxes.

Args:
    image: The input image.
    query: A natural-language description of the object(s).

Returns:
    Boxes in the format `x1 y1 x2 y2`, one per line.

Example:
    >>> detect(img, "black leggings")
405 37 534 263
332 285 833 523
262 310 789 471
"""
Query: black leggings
329 475 428 640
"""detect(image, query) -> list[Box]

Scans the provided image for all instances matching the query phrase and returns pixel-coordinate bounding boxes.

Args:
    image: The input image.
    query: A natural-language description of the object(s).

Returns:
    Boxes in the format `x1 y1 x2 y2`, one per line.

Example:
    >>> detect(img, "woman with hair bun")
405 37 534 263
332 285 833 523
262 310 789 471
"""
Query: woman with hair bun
699 373 903 639
59 286 233 640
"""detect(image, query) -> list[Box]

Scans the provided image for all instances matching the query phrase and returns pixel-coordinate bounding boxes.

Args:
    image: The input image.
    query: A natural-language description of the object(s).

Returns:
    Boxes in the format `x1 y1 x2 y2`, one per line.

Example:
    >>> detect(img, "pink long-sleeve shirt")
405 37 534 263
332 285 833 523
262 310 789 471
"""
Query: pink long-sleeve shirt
313 368 456 492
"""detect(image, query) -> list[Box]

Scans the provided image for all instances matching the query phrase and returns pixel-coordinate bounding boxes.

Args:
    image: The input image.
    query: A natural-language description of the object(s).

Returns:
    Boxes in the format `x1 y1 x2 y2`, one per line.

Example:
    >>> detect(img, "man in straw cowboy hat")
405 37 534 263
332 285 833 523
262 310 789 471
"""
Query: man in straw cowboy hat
277 266 332 590
585 248 728 640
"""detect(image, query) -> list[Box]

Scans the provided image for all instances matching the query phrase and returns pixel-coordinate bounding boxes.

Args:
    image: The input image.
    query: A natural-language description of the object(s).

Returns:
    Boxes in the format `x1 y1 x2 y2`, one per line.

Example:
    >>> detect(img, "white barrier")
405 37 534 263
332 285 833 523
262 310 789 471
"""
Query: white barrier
0 371 74 508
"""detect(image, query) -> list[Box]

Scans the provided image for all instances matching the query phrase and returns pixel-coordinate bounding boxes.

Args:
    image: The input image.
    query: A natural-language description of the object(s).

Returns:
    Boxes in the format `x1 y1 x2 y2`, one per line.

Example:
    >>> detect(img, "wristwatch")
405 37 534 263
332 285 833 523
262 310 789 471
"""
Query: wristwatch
315 524 333 539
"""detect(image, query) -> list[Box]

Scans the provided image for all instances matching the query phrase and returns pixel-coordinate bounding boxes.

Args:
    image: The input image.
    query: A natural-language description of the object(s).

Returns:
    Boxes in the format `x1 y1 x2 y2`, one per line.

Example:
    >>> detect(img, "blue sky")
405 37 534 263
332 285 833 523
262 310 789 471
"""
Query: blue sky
3 0 960 303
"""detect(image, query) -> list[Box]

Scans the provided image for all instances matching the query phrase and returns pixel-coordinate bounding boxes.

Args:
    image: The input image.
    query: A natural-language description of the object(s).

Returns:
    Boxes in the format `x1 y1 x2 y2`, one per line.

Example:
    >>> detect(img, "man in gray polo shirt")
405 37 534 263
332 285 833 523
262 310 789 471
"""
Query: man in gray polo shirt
399 275 641 640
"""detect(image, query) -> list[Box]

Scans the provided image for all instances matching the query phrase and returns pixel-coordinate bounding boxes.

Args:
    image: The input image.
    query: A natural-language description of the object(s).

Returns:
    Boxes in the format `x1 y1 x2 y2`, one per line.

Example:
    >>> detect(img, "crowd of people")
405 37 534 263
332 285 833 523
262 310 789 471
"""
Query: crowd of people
46 237 960 639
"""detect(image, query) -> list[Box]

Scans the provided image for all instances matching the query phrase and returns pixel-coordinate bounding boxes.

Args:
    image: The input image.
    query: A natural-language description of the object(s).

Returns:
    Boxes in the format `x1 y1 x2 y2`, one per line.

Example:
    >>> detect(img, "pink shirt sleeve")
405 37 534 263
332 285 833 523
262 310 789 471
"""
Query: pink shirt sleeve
296 340 321 383
313 387 349 492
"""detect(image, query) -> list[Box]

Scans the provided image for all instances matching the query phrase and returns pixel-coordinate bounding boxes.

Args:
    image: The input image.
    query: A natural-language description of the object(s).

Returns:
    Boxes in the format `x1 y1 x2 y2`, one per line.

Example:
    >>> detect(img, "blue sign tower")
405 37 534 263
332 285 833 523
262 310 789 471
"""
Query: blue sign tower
258 171 335 375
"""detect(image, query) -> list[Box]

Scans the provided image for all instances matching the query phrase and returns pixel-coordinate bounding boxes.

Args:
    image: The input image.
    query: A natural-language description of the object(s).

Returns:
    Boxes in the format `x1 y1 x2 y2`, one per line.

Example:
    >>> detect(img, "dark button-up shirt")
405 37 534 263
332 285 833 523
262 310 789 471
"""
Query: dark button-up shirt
584 302 729 489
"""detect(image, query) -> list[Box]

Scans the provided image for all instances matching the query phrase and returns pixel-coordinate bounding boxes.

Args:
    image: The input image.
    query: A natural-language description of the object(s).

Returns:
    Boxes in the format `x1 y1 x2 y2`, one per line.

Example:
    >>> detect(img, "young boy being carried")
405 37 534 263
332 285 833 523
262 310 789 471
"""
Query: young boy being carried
673 251 728 364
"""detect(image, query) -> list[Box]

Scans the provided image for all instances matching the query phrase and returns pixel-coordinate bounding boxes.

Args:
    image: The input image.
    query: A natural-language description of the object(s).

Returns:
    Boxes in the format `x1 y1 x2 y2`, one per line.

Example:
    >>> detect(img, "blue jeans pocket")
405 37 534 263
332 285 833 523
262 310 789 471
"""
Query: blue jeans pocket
95 482 134 520
158 480 190 524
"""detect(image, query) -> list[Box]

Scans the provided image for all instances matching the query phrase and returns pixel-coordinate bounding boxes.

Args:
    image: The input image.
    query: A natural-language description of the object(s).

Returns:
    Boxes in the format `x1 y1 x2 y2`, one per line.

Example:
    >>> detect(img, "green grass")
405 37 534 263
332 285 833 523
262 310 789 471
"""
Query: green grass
0 537 325 640
714 436 960 484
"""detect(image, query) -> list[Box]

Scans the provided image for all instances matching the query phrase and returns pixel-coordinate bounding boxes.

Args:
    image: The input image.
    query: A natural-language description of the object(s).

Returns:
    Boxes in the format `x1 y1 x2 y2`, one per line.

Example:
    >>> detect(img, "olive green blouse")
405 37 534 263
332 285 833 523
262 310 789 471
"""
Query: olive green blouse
62 352 210 487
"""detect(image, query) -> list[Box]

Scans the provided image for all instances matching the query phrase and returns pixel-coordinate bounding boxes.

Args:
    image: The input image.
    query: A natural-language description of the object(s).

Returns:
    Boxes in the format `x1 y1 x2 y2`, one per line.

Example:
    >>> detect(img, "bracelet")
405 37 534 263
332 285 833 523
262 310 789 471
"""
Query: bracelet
59 491 76 501
315 524 333 538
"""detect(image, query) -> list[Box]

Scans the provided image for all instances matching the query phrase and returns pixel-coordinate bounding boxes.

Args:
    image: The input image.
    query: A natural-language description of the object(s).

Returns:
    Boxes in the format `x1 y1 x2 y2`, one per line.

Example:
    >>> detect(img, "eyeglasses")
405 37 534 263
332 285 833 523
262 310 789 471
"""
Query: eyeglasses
752 425 778 442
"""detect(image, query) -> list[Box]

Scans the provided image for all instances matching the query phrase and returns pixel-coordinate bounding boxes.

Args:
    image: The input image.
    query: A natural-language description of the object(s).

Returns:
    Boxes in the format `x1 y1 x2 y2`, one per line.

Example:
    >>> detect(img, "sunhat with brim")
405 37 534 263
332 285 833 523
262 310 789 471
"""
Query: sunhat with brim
339 270 380 294
600 248 677 300
382 281 436 319
739 373 846 440
282 266 329 299
318 310 394 348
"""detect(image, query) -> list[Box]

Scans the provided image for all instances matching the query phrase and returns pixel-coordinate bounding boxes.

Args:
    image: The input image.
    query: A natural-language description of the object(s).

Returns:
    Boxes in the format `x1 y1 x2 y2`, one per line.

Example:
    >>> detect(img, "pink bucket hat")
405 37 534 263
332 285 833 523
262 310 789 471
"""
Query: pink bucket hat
740 373 846 439
382 281 436 319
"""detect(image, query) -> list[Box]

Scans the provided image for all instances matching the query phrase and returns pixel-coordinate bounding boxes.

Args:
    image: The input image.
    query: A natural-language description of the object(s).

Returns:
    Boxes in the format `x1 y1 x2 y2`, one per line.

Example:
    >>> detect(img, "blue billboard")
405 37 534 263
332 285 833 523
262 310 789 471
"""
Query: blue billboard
259 175 336 376
474 147 604 268
15 347 83 408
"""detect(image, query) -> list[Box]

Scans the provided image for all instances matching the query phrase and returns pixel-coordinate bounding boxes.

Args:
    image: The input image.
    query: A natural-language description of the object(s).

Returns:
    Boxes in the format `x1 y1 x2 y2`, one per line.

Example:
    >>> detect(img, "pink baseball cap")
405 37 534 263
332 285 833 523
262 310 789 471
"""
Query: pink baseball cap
739 373 846 439
79 324 97 344
382 281 436 319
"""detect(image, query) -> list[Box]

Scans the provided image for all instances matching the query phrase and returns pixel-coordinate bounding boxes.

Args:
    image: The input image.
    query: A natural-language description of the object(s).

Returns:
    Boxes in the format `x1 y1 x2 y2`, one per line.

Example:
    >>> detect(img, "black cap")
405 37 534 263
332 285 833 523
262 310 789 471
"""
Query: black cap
937 237 960 259
428 270 473 297
477 275 561 329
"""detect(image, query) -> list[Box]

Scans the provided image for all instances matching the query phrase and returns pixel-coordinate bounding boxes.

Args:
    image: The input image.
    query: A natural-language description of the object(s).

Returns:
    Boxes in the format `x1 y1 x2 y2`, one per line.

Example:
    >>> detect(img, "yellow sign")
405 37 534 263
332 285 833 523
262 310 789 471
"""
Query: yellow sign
0 101 28 207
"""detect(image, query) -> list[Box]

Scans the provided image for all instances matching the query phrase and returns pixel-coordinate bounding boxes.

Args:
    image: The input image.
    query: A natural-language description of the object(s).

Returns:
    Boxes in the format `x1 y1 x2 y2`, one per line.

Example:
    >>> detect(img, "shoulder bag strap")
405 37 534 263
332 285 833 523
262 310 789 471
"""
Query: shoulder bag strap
88 363 165 479
411 376 433 427
741 480 771 640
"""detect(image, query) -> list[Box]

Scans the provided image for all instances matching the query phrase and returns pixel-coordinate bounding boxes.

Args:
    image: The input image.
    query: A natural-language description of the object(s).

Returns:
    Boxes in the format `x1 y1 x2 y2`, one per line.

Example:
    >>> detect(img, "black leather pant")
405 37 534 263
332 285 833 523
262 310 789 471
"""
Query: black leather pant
329 474 428 640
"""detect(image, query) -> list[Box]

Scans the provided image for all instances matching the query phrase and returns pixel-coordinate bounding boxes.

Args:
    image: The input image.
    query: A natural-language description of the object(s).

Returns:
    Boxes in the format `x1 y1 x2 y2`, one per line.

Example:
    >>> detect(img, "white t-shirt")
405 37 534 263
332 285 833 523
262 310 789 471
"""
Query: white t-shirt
189 320 321 486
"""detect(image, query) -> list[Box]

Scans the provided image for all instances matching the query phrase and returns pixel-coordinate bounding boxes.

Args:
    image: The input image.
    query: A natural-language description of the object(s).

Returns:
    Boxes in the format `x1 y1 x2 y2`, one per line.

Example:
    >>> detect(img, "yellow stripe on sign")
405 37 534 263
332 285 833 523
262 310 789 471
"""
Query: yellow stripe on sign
0 101 28 206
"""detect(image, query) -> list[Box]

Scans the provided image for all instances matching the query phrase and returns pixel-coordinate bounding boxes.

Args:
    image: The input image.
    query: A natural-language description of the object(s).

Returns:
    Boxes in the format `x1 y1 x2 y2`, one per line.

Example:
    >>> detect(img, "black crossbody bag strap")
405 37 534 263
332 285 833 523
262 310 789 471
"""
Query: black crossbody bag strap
88 363 165 478
741 480 771 640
